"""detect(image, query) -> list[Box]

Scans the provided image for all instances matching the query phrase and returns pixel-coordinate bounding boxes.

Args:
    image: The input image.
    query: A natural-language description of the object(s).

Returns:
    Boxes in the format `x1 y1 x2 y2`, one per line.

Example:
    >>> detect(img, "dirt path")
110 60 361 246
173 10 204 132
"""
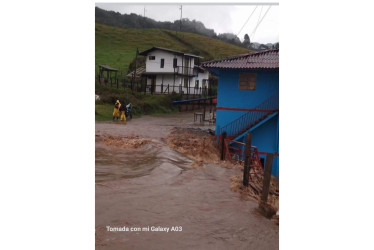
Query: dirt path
95 112 278 250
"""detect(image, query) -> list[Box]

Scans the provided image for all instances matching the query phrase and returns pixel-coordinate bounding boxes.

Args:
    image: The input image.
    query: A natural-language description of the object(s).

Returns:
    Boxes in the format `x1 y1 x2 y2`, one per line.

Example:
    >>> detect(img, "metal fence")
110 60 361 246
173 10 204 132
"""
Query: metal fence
97 75 217 97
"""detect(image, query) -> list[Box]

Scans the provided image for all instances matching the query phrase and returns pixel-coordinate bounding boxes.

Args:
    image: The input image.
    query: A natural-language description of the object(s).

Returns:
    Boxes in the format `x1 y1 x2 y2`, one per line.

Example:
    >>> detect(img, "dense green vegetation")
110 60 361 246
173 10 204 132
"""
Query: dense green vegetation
95 22 249 75
95 7 248 48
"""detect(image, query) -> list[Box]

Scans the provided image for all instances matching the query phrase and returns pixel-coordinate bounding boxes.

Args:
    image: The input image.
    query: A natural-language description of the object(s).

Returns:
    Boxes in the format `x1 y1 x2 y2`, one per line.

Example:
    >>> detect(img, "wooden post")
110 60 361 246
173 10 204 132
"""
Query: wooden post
220 131 227 161
203 103 206 121
261 153 274 203
210 97 212 113
243 133 252 187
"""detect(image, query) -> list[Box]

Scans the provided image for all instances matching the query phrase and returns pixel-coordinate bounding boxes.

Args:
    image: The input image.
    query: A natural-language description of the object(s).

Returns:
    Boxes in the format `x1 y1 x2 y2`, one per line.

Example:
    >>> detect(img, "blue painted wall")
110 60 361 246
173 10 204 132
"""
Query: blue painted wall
213 68 279 177
250 114 279 177
215 68 279 135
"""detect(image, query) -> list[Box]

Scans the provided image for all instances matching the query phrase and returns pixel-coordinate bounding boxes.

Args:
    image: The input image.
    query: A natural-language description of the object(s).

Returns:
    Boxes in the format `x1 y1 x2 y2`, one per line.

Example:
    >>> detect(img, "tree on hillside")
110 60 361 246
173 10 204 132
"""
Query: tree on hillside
242 34 250 48
217 33 242 47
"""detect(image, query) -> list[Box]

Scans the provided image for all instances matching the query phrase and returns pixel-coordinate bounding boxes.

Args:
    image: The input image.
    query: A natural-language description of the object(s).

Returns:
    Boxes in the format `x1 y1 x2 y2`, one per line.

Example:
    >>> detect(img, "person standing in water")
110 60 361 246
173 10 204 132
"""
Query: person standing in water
112 100 121 121
119 101 126 123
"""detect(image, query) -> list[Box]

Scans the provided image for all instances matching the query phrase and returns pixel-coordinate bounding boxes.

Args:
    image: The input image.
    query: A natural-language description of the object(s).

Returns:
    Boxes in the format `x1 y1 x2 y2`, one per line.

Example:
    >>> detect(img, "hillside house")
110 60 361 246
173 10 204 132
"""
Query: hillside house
202 49 279 177
139 47 210 95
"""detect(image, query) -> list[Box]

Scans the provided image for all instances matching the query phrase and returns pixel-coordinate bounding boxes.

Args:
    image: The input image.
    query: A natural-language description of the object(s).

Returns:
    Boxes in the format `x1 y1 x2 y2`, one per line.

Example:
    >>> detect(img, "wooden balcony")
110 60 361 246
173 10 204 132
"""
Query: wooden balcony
175 66 198 76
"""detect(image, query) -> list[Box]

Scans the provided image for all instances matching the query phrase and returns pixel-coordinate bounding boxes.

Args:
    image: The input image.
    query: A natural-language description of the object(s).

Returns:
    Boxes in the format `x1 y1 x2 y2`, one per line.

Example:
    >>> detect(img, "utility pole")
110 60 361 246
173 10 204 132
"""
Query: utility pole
143 6 146 30
180 5 182 32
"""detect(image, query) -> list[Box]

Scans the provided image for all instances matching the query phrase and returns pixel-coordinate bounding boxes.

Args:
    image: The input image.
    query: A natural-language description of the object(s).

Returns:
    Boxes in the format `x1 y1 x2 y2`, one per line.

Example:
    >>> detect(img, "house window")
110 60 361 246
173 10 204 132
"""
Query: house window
239 73 256 90
149 56 155 60
195 80 199 89
173 58 177 68
160 59 164 68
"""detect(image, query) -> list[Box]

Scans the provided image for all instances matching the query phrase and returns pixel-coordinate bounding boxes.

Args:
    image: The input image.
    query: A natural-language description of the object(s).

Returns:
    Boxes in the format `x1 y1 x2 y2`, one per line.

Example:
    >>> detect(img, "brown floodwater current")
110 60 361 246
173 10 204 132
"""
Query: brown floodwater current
95 112 278 250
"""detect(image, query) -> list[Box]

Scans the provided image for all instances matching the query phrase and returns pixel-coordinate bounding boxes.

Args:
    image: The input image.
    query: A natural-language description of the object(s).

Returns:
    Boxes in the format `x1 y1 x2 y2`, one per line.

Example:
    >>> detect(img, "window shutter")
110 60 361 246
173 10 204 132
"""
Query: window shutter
239 73 256 90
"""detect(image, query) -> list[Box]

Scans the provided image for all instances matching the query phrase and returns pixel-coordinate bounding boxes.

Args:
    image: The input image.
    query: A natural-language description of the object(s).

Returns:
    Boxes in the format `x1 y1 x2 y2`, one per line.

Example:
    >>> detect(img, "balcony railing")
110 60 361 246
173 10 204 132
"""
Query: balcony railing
175 66 198 76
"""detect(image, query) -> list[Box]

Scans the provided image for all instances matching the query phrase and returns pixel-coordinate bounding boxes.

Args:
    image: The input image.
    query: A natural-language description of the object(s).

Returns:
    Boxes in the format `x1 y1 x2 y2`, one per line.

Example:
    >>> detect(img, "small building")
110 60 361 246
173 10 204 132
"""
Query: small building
98 65 118 85
138 47 210 95
202 49 279 177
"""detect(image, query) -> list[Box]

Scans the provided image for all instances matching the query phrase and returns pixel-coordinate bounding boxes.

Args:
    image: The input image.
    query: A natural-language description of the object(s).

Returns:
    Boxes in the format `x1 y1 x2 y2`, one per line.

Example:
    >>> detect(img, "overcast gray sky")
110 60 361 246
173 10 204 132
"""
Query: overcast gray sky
95 3 278 44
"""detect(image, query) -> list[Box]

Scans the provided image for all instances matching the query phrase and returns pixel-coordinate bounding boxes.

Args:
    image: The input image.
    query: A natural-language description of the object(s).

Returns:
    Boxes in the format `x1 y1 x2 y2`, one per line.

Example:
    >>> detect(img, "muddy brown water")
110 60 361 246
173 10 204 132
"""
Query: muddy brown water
96 112 278 250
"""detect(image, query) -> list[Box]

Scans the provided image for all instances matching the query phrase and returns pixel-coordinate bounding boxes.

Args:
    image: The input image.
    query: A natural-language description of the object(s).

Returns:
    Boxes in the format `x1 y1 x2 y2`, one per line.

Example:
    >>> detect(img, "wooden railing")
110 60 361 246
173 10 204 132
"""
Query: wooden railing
175 66 198 76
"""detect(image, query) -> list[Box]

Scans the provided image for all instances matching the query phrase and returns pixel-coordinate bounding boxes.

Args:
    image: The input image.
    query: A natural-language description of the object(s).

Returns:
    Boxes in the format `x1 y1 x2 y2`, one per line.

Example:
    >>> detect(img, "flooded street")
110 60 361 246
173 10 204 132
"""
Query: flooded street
96 112 278 250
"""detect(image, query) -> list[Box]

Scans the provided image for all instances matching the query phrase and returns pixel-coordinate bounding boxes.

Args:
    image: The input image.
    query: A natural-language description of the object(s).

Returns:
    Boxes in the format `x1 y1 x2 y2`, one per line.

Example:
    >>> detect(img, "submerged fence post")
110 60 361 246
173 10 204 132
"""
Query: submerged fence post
220 131 227 161
243 133 252 187
261 153 274 203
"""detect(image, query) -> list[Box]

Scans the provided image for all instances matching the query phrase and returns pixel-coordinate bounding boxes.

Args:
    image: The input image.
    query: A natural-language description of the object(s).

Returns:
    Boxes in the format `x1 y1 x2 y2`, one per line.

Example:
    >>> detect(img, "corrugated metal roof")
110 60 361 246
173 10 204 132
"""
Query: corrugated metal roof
139 47 203 59
126 66 145 78
201 49 278 69
99 64 118 71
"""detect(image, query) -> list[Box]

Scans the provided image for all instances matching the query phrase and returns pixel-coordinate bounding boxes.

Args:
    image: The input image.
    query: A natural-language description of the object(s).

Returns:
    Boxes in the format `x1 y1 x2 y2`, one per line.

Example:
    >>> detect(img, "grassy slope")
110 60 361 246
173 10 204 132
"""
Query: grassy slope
95 23 250 121
95 23 249 75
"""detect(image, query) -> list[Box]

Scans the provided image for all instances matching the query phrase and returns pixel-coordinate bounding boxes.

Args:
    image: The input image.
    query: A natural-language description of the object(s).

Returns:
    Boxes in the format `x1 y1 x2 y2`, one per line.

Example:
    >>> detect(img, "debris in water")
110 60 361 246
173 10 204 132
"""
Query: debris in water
102 135 149 148
166 127 220 165
230 169 279 222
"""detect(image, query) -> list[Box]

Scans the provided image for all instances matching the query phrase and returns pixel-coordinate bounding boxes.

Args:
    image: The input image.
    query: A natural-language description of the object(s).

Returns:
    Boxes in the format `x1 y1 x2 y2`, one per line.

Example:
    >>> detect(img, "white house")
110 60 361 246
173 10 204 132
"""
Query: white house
139 47 210 95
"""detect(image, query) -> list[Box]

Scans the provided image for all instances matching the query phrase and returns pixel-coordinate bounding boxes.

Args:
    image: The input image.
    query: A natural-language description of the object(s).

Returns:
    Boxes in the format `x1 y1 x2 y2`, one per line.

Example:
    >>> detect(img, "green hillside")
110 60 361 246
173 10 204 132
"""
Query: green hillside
95 23 250 75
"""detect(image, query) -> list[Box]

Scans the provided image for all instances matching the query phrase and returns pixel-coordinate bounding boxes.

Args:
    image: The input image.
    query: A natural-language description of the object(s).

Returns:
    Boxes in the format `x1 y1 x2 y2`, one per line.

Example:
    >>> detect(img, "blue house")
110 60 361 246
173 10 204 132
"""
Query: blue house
202 49 279 177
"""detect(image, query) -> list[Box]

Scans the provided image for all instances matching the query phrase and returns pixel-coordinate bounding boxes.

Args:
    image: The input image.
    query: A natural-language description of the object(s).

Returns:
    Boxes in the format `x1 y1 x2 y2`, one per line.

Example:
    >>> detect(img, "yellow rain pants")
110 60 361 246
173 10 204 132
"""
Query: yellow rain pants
120 111 126 122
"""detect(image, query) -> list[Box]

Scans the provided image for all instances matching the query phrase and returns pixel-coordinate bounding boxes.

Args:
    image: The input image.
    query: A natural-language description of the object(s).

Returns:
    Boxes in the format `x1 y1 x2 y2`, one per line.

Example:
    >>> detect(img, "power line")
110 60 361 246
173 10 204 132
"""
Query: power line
252 5 263 40
257 6 264 29
236 6 258 37
250 6 272 41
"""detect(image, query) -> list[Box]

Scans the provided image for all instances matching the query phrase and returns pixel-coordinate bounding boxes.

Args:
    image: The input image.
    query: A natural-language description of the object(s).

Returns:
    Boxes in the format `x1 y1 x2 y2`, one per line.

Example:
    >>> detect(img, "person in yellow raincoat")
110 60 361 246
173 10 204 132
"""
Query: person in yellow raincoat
113 100 121 120
119 102 126 122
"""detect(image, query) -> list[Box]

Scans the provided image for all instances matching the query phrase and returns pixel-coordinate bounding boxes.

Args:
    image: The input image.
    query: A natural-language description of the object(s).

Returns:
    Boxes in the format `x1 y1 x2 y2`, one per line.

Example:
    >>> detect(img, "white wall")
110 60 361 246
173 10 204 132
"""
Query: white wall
144 49 208 94
197 71 209 88
145 49 197 73
145 50 183 73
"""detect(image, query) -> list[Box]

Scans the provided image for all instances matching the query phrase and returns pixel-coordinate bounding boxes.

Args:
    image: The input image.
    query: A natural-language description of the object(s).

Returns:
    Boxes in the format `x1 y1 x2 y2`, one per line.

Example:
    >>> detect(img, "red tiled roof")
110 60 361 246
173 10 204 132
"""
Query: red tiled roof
201 49 278 69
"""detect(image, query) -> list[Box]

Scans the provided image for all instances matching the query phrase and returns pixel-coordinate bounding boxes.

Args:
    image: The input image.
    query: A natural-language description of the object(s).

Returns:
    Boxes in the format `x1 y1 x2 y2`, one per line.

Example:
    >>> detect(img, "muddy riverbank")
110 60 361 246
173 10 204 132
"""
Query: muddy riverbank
95 112 278 250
